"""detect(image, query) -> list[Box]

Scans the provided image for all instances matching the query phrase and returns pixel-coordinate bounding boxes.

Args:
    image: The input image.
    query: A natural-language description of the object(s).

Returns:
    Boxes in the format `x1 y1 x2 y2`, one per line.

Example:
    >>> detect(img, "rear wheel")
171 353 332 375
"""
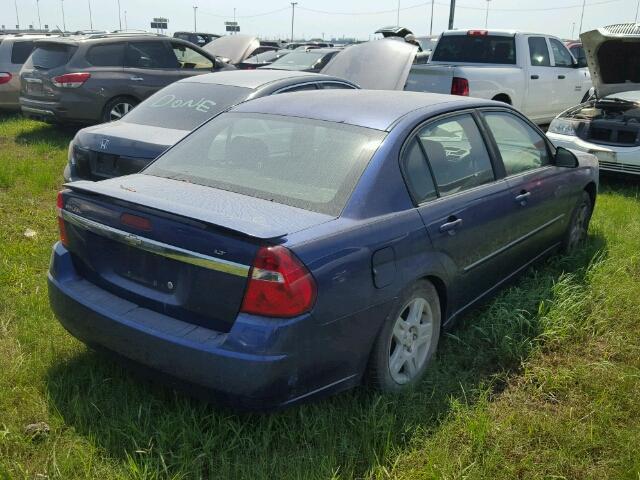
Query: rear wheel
367 280 441 392
562 191 593 254
102 96 138 123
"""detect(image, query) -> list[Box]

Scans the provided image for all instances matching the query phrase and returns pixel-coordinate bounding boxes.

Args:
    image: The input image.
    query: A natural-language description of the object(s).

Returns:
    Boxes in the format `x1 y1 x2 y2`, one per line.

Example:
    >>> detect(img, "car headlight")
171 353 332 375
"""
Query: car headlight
548 118 580 136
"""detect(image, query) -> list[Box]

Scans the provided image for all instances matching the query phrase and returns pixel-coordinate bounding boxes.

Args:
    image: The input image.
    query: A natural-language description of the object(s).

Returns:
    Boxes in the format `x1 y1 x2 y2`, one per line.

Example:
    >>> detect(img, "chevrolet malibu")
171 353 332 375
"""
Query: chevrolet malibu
49 90 598 408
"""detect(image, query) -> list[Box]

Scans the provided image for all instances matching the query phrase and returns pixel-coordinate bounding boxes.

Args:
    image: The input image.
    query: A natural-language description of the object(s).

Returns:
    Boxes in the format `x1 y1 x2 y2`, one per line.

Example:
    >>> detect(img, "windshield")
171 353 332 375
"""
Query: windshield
417 38 437 52
123 82 252 130
267 51 328 70
431 34 516 64
145 113 385 215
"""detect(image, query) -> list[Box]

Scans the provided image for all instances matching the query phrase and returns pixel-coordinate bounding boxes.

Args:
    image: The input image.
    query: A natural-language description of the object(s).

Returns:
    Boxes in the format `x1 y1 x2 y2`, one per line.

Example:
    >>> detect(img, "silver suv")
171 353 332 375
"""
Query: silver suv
19 32 232 124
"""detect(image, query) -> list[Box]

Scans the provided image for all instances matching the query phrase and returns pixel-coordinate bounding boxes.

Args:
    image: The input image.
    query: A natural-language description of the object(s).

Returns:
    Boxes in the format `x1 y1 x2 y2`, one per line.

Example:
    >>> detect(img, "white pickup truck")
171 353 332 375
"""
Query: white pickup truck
406 30 592 124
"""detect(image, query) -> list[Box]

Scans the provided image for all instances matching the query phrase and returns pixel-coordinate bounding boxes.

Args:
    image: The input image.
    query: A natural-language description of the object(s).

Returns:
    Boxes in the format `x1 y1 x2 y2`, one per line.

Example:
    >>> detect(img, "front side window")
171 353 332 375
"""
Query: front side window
549 38 574 67
528 37 550 66
86 43 124 67
145 113 386 215
11 41 34 64
171 43 213 70
416 115 495 197
484 112 550 175
125 41 178 69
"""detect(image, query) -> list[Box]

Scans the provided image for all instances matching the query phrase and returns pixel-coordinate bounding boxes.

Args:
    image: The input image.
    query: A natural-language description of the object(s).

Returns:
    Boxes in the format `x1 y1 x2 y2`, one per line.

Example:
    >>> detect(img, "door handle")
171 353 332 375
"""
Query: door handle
515 191 531 205
558 75 566 79
530 75 539 80
130 76 144 81
439 217 463 234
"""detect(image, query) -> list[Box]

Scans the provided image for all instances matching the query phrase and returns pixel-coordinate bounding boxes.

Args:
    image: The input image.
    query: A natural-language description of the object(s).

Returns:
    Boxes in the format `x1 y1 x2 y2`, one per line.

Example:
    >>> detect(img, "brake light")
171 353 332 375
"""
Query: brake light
56 191 68 247
121 213 153 232
0 72 12 85
52 72 91 88
467 30 488 36
451 77 469 96
241 246 317 318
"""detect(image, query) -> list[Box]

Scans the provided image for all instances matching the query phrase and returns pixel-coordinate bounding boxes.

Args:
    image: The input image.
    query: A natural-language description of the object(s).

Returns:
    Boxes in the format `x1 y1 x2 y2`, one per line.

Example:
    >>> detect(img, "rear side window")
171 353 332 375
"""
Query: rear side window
31 43 74 69
417 115 494 197
431 35 516 64
528 37 550 66
125 41 179 69
87 43 124 67
549 38 574 67
11 41 35 64
402 139 437 203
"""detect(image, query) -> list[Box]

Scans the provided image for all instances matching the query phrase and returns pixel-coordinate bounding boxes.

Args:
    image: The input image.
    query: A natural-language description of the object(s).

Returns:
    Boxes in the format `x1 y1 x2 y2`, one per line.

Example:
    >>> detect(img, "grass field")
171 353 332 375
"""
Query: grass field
0 113 639 480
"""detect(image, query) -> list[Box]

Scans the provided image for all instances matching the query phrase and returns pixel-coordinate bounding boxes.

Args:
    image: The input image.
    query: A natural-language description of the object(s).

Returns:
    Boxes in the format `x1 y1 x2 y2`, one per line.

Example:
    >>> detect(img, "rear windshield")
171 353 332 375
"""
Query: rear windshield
144 113 385 215
123 82 252 130
31 43 74 69
268 51 328 70
431 34 516 64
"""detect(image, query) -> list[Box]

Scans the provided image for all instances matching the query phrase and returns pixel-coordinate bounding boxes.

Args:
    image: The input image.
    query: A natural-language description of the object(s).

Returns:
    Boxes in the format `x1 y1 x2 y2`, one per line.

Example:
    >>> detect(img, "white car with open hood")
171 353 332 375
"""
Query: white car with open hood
547 24 640 175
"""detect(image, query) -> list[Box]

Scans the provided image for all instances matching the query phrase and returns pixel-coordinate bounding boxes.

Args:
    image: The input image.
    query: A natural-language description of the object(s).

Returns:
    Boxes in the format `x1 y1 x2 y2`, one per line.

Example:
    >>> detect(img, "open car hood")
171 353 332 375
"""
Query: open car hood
581 24 640 97
203 35 260 64
375 26 413 38
321 39 418 90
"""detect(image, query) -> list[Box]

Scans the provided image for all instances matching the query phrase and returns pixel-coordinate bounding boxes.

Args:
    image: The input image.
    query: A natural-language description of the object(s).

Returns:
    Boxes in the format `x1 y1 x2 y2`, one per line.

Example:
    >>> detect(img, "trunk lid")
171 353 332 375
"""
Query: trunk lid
581 24 640 97
405 64 455 94
321 39 418 90
202 35 260 64
60 175 333 331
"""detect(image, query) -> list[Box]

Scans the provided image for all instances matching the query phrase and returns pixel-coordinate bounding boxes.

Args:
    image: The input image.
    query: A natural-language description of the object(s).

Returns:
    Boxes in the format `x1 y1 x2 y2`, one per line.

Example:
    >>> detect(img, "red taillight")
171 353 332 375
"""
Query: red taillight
467 30 488 36
120 213 153 231
52 72 91 88
241 246 317 318
56 191 68 247
0 72 12 85
451 77 469 96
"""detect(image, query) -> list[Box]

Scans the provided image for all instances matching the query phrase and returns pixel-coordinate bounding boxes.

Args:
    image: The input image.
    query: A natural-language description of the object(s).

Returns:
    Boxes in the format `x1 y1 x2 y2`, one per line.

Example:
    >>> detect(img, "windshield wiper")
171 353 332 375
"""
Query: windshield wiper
597 97 638 105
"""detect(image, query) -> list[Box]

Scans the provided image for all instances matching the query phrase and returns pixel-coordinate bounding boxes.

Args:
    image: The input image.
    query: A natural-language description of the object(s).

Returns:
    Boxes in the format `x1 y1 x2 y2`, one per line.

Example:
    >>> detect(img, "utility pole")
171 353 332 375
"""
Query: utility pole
571 22 576 39
14 0 20 28
429 0 434 35
578 0 586 34
193 6 197 32
290 2 297 42
61 0 66 31
635 0 639 22
36 0 42 30
233 8 236 34
484 0 491 28
448 0 455 30
117 0 122 30
124 10 127 29
88 0 93 29
397 0 400 26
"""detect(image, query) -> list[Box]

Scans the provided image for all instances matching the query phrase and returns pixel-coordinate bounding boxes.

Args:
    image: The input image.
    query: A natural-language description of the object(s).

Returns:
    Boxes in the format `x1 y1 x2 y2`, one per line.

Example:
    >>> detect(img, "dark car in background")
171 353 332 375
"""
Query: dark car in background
19 32 231 124
50 90 598 407
173 31 221 47
262 48 341 72
64 70 357 182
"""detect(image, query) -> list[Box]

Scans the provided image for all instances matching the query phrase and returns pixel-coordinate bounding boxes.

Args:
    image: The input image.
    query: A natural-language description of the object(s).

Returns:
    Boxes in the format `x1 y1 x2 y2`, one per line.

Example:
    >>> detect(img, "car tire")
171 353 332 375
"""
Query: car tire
561 191 593 254
367 280 441 392
101 96 139 123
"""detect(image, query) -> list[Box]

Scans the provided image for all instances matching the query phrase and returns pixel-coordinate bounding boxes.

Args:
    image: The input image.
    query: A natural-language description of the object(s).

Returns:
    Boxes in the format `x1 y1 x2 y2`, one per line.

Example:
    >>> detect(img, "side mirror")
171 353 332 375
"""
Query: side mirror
555 146 579 168
574 58 587 68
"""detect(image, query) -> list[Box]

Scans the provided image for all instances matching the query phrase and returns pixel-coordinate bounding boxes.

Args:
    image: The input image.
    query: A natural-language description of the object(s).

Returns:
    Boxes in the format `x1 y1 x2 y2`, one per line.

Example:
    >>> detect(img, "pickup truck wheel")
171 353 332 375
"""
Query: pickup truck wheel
367 280 441 392
562 191 593 254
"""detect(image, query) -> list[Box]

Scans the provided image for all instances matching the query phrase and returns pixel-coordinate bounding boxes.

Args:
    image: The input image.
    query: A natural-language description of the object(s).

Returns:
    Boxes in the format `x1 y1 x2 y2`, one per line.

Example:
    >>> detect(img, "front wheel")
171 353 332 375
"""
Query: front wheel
562 191 593 254
367 280 441 392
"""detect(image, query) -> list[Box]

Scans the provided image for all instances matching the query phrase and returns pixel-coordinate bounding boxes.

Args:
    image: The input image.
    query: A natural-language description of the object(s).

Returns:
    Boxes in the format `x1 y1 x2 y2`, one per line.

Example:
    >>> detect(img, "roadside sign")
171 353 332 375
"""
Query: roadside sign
151 22 168 29
225 25 240 32
224 21 238 26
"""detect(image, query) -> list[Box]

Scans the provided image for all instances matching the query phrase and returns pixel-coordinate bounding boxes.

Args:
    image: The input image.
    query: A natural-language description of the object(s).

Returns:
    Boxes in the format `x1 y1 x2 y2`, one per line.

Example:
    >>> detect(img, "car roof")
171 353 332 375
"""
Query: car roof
230 89 486 131
179 70 347 89
33 33 170 45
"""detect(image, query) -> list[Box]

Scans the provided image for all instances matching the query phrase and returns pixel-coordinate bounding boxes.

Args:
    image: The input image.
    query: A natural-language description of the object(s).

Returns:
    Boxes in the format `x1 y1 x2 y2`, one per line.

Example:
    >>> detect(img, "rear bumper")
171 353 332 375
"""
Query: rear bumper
48 243 366 407
20 95 102 124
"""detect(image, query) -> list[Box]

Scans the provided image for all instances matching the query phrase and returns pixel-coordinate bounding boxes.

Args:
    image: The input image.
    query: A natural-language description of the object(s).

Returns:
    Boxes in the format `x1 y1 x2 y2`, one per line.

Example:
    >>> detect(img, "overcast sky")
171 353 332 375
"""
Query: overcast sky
5 0 639 40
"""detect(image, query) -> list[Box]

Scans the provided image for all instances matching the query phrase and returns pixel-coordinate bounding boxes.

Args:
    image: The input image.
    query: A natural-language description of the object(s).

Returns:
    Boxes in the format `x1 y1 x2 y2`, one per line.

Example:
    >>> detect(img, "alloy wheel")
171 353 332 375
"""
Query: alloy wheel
108 102 134 121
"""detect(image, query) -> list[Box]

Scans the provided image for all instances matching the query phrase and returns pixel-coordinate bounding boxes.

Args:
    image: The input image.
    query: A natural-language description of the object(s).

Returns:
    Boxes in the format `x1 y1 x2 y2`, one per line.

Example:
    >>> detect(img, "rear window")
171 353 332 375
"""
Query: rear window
144 113 386 215
122 82 252 130
11 40 35 64
431 34 516 64
31 43 74 69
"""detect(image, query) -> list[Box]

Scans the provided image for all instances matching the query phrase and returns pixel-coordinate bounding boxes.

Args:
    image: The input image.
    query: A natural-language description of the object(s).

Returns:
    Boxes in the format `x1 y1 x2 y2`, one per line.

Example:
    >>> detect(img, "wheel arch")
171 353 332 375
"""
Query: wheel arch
584 181 597 208
492 93 512 105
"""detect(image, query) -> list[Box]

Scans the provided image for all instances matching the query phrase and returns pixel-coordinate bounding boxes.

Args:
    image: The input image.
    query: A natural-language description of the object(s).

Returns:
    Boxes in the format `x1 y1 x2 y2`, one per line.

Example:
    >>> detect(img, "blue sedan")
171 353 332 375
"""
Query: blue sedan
49 90 599 407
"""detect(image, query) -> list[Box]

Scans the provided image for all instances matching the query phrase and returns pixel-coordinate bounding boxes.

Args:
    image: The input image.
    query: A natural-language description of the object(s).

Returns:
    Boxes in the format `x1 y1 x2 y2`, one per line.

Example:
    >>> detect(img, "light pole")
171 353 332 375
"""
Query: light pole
571 22 576 39
635 0 639 22
193 6 197 32
14 0 20 28
124 10 127 29
429 0 434 35
448 0 455 30
88 0 93 29
290 2 297 42
36 0 42 30
117 0 122 30
61 0 66 31
396 0 400 26
484 0 491 28
578 0 586 34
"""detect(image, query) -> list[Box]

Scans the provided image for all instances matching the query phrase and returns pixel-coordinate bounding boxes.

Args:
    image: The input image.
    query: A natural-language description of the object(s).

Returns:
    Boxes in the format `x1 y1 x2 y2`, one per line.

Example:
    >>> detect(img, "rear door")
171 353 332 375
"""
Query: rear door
523 36 556 121
124 40 186 99
480 109 572 264
403 112 521 309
